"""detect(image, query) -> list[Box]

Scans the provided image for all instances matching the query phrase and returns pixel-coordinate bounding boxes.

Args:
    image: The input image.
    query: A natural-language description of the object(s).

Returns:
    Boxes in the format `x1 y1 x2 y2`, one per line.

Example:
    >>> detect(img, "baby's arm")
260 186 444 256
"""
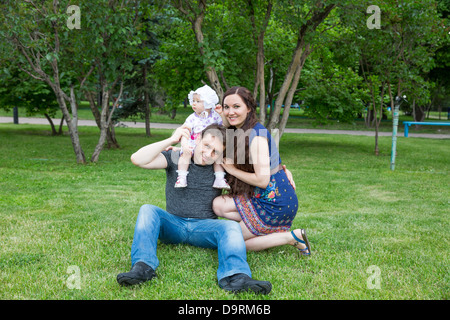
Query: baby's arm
214 104 230 127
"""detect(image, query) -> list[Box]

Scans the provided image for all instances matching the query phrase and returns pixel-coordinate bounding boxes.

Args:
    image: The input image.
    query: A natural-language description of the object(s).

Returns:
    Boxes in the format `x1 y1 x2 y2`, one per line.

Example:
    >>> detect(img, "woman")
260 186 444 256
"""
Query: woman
213 86 311 256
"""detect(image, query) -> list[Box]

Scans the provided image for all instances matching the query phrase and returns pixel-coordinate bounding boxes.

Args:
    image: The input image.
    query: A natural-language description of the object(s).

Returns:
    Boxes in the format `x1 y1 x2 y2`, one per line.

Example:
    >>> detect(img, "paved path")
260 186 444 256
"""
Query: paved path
1 116 449 139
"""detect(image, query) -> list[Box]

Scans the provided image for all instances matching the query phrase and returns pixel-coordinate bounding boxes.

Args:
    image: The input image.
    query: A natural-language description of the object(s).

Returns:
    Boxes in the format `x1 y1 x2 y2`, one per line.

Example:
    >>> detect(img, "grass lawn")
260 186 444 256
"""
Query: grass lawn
0 123 448 300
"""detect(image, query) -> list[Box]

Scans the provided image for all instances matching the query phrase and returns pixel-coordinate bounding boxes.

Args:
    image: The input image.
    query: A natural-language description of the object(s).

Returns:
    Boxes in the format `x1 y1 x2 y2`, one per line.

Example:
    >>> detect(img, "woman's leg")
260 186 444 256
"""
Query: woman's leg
213 195 242 222
213 196 308 253
241 223 308 252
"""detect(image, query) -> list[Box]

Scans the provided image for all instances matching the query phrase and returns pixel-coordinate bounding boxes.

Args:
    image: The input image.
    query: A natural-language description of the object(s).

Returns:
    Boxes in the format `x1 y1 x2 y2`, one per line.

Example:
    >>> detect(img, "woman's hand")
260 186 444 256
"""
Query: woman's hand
221 157 236 175
282 165 296 190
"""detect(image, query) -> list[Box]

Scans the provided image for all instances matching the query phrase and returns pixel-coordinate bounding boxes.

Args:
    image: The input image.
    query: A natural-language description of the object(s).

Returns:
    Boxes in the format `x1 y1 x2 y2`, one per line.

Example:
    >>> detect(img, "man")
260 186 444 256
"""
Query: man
116 124 272 294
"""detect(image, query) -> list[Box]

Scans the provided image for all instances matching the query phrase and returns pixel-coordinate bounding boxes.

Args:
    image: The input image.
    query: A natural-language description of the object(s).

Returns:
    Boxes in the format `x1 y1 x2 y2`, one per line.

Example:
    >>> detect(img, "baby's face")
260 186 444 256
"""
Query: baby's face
191 93 205 115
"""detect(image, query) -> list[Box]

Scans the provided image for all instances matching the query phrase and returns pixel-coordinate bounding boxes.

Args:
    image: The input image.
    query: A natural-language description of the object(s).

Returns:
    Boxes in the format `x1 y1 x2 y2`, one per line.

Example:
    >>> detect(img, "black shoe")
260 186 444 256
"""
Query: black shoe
218 273 272 295
117 261 156 286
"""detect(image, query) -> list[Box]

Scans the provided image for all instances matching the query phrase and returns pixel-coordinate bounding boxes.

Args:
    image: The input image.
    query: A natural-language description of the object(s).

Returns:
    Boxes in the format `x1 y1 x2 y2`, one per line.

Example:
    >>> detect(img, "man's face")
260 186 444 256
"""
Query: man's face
193 133 224 166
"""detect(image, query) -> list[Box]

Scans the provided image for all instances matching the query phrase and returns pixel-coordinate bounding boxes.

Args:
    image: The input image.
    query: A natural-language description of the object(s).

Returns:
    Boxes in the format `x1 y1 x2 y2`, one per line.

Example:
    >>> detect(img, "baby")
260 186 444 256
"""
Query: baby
175 85 230 190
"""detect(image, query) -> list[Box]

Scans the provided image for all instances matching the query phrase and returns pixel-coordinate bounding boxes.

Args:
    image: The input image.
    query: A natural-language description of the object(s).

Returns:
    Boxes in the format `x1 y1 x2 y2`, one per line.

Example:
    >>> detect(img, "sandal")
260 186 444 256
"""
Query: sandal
291 229 311 256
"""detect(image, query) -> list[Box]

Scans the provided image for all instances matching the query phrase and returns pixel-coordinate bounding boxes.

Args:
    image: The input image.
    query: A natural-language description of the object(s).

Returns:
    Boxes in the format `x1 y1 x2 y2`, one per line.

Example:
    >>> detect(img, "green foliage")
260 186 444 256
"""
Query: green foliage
301 45 366 124
0 65 59 117
0 0 448 135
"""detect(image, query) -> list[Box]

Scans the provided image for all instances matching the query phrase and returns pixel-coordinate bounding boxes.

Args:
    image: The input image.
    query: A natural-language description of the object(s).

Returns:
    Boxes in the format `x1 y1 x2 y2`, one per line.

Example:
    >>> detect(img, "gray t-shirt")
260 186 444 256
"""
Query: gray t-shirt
162 150 221 219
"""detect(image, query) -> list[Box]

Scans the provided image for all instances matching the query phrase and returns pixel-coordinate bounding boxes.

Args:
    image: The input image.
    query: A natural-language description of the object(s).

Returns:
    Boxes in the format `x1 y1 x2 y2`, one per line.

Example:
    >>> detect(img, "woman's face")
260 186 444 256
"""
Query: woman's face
223 94 250 128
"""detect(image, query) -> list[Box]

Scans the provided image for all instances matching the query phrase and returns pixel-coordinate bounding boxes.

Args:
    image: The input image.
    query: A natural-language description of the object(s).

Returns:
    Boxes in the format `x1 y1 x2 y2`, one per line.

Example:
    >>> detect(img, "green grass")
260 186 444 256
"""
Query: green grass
0 124 448 299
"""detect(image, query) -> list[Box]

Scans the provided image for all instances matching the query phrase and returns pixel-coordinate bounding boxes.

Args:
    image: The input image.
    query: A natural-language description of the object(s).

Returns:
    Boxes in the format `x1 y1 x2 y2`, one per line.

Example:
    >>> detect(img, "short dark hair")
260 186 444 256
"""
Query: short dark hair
200 124 227 143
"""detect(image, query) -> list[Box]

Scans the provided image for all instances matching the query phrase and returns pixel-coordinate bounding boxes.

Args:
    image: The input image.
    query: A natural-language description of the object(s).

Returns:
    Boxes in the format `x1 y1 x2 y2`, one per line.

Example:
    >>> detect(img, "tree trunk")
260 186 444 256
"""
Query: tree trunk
256 44 266 124
248 0 272 125
91 84 110 163
267 39 303 131
91 80 123 162
54 87 86 164
85 90 102 128
267 4 335 136
85 89 119 149
267 63 275 120
278 44 310 137
106 124 119 149
44 113 58 135
374 84 385 156
175 0 224 101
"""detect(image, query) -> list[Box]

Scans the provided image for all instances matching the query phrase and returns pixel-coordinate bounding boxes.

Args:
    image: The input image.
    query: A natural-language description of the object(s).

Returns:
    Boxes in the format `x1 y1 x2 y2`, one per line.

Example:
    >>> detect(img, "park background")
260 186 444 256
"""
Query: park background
0 0 448 300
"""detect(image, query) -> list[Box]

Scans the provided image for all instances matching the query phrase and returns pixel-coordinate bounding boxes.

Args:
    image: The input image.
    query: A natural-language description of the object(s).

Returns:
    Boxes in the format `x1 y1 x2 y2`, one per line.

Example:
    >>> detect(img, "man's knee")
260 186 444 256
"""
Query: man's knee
136 204 160 229
216 220 246 251
219 220 242 236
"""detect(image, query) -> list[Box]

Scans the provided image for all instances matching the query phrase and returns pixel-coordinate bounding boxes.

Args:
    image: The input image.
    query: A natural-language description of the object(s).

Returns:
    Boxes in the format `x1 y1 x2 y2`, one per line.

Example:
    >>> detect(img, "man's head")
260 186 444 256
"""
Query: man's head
193 124 226 166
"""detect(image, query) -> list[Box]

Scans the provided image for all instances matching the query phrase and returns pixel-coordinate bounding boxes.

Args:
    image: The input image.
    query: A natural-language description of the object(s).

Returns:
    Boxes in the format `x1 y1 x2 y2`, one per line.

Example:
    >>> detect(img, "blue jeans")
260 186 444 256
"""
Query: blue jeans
130 204 252 281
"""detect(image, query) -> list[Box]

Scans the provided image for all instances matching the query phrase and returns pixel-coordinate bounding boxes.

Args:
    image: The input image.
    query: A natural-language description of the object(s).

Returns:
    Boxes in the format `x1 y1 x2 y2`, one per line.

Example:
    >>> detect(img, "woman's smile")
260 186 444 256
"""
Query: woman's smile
223 94 250 128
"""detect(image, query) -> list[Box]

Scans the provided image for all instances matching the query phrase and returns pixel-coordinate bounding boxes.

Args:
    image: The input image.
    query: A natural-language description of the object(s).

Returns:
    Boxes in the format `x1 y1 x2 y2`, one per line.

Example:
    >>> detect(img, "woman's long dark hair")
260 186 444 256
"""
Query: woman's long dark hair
222 86 259 198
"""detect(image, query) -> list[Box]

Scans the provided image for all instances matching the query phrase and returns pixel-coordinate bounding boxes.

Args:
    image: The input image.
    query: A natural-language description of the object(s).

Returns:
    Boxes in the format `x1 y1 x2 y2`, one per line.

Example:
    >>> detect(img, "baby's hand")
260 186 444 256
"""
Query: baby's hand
170 125 191 144
214 104 223 114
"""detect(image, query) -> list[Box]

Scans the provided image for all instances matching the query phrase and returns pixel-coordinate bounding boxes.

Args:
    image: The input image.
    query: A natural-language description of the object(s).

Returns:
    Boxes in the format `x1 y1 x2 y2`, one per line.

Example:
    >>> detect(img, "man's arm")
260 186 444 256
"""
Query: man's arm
130 126 191 169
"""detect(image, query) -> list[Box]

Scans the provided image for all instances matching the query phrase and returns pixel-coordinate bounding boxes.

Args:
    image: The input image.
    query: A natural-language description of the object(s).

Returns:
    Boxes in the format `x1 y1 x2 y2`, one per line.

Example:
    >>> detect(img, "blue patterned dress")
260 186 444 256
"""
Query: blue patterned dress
233 123 298 236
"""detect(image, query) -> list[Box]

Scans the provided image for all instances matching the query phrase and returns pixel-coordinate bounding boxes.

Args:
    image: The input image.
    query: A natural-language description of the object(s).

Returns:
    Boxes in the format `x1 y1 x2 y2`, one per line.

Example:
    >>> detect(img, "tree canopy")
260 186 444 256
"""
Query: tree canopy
1 0 448 161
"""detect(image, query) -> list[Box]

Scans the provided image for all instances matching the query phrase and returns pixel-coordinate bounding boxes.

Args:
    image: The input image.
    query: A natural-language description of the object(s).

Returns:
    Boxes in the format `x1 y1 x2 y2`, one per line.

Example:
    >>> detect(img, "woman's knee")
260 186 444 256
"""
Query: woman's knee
213 196 237 216
212 197 225 217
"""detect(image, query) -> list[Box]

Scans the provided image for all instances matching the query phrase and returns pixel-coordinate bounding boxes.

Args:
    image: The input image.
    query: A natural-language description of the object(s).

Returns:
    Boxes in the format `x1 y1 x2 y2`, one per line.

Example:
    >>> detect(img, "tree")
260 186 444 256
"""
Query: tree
301 45 366 124
348 0 444 154
266 1 336 137
0 0 88 163
246 0 273 123
0 65 64 135
172 0 225 100
0 0 142 163
116 2 164 137
74 0 138 162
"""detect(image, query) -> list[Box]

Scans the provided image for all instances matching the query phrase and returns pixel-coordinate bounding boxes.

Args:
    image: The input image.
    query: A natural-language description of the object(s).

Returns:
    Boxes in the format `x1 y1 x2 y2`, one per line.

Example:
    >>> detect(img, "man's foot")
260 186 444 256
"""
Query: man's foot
117 261 156 286
218 273 272 295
